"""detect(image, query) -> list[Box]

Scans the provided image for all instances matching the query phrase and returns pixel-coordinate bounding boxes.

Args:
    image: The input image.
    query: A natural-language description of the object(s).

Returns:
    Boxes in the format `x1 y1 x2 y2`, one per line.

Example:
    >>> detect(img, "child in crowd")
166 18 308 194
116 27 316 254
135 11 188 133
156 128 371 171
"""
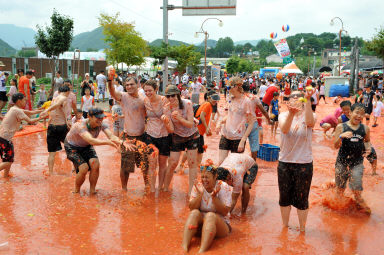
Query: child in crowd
81 87 95 119
37 84 48 108
270 92 280 136
333 94 343 104
372 95 384 127
320 107 343 137
181 84 190 99
337 101 352 123
112 100 124 137
354 89 363 103
6 78 18 110
40 97 53 128
71 109 84 125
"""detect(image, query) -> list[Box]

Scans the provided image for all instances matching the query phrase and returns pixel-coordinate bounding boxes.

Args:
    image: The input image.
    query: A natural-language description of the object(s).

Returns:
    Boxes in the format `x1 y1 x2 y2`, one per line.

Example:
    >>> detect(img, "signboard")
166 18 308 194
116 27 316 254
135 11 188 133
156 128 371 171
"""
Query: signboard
274 39 291 58
182 0 237 16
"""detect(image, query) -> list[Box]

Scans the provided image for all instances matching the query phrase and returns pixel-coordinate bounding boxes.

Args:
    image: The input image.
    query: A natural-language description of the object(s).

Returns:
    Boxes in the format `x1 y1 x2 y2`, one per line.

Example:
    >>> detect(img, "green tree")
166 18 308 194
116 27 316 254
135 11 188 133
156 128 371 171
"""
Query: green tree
215 37 234 57
17 49 37 58
366 27 384 61
168 44 201 74
35 10 74 74
99 13 148 67
226 56 240 74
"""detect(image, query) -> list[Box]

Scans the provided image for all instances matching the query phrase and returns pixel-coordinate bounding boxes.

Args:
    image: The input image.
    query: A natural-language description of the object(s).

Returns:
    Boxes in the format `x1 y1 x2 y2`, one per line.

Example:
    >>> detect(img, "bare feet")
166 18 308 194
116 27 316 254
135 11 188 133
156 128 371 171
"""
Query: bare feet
356 200 371 215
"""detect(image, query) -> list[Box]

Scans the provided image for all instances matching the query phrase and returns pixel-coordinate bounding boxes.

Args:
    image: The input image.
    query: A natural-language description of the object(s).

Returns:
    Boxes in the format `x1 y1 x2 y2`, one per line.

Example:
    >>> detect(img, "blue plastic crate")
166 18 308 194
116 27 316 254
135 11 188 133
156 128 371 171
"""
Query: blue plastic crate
257 144 280 162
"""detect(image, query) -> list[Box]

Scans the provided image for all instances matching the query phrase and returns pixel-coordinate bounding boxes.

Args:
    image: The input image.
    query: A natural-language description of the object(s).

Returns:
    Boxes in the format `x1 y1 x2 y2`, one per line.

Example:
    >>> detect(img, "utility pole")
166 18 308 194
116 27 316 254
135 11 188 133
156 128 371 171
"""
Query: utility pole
162 0 169 94
349 38 357 95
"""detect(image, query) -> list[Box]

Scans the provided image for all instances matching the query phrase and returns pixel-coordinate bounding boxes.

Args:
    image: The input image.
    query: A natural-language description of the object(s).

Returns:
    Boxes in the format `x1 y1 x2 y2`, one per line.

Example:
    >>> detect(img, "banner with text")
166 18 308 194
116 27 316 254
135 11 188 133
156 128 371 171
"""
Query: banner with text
274 39 291 58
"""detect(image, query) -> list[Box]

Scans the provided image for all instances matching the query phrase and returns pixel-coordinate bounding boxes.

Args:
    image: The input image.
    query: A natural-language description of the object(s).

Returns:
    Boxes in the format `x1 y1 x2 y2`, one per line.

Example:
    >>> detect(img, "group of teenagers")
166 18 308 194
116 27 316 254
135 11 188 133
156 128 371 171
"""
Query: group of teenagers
0 69 377 253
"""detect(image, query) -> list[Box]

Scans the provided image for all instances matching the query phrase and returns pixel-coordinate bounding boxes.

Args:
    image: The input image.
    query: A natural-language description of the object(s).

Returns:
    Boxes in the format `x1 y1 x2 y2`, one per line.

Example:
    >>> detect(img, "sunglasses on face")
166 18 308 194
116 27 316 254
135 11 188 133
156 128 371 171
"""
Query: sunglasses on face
166 94 177 98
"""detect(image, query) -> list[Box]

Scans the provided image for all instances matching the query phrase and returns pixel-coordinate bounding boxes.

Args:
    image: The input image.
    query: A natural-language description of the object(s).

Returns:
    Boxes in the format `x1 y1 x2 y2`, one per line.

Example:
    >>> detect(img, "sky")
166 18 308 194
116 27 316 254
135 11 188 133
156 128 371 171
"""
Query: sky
1 0 383 44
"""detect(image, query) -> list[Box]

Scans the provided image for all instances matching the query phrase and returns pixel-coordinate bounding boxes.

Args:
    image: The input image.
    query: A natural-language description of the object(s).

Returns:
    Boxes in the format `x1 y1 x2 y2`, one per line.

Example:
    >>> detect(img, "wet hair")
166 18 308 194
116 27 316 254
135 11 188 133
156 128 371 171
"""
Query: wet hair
140 78 147 84
273 92 279 97
351 103 365 112
217 167 230 181
12 93 25 103
229 77 243 87
176 94 184 110
114 78 122 85
47 96 53 101
26 71 33 76
200 165 218 176
59 85 70 93
242 83 250 92
144 79 157 90
340 100 351 108
64 79 72 84
376 95 381 100
125 77 138 84
77 108 83 113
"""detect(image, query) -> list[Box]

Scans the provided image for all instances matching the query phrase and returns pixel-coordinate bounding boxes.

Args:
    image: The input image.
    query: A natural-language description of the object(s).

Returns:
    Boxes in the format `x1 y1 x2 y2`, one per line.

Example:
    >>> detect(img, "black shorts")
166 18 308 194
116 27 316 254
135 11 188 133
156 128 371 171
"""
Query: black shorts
271 114 279 122
277 161 313 210
364 106 372 115
243 164 258 188
121 134 148 173
64 141 98 173
170 132 199 152
83 112 88 119
219 136 244 153
311 104 317 112
0 137 14 162
109 99 114 106
0 91 8 102
145 133 171 156
47 124 68 152
197 135 205 154
283 96 289 101
366 147 377 163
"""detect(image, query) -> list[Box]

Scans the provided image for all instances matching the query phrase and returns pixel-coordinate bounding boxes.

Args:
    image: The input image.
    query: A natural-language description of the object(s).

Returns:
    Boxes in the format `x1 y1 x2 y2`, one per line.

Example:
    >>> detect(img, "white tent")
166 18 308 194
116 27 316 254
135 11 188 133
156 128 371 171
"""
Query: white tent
280 61 303 74
106 57 176 76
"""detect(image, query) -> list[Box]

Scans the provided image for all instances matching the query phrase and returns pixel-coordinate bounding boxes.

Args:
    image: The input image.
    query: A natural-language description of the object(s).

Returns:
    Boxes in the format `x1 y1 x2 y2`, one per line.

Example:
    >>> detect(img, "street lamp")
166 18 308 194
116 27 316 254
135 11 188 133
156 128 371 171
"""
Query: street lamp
195 18 223 79
330 17 348 76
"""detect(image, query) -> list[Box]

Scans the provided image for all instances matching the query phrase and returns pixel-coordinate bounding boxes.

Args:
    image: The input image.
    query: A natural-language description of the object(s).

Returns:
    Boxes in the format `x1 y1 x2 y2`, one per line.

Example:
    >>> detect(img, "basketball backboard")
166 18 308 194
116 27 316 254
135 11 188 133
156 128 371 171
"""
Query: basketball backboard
182 0 237 16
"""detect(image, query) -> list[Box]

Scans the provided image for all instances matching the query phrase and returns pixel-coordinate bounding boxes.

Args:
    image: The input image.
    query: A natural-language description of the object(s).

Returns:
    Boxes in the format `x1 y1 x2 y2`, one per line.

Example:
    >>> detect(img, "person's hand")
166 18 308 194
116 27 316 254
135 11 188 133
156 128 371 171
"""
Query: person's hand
161 114 170 124
123 139 137 151
305 87 315 100
237 139 245 153
212 181 222 197
206 127 212 136
194 180 204 195
340 131 353 139
171 111 180 120
112 113 118 121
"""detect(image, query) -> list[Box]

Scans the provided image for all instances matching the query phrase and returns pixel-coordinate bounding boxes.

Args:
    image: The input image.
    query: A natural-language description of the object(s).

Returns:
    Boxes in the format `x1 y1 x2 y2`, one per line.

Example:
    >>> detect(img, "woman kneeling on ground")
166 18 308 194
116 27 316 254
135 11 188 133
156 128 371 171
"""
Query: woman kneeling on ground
182 162 232 253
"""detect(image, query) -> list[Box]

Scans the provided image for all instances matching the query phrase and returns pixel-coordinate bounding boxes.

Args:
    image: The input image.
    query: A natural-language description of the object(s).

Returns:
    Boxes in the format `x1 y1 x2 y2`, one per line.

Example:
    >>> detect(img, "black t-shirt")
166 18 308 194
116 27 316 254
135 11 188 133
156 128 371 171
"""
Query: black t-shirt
362 90 375 108
337 123 366 167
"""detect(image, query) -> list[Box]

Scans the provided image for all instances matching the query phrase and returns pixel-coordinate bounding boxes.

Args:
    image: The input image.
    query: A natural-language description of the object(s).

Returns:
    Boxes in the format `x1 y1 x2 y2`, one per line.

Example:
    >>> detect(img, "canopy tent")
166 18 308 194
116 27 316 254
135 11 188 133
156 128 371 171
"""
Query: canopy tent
106 57 176 76
280 61 303 74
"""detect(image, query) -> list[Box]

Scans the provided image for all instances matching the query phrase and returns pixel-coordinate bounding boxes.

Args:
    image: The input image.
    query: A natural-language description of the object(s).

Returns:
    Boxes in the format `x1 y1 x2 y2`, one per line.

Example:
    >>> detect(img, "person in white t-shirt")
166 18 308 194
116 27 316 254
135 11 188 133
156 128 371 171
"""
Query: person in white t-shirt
258 80 268 100
71 109 85 125
372 95 384 127
310 82 320 112
191 78 204 104
81 87 95 118
278 89 316 232
319 81 327 103
182 163 232 253
96 70 107 102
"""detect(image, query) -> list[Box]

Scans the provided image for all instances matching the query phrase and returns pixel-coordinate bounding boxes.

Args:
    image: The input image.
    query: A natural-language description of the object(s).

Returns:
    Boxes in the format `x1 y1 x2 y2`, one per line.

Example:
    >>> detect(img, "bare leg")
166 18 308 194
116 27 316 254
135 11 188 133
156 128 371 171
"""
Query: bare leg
0 101 6 112
251 151 258 162
280 205 291 227
0 162 12 177
199 212 229 253
371 160 377 175
48 151 56 174
196 152 203 168
120 169 130 191
182 209 203 252
175 151 187 173
88 158 100 194
147 154 158 192
158 155 168 191
353 190 371 213
186 149 198 195
218 149 229 166
259 128 264 145
241 184 251 213
163 151 181 191
297 209 309 232
75 163 90 193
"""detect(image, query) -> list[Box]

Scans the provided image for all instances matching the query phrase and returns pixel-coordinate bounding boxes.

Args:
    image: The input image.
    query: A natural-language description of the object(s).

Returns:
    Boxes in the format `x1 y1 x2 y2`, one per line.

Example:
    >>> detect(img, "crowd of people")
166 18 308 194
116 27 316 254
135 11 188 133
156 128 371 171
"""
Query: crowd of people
0 60 383 252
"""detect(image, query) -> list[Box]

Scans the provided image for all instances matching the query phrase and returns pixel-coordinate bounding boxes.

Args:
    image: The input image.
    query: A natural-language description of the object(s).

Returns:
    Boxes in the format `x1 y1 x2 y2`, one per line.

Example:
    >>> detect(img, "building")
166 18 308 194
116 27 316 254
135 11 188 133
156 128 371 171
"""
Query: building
266 54 283 64
321 49 352 67
0 57 107 80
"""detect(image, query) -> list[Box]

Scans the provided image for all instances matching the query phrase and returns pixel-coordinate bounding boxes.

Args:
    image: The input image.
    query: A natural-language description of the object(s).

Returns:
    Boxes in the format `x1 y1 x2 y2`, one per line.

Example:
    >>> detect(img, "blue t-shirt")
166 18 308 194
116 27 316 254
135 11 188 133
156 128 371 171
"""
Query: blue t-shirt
271 99 279 115
341 114 349 123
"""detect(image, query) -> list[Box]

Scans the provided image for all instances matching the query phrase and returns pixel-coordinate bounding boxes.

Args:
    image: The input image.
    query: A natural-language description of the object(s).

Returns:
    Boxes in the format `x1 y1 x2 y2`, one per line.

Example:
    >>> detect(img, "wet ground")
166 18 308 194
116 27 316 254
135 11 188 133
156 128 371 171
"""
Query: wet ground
0 98 384 254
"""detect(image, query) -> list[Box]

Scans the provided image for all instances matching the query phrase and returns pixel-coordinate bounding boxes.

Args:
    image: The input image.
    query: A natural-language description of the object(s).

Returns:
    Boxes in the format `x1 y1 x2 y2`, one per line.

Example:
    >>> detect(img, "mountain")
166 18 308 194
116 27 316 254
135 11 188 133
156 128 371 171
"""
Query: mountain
71 27 108 51
198 39 217 48
0 24 36 50
0 38 16 57
234 40 261 46
150 39 189 47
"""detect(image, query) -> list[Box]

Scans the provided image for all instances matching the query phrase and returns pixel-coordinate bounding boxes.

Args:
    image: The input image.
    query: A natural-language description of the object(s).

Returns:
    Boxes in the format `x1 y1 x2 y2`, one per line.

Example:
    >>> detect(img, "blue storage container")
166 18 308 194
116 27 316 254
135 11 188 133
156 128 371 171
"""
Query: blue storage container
329 84 350 97
257 144 280 162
